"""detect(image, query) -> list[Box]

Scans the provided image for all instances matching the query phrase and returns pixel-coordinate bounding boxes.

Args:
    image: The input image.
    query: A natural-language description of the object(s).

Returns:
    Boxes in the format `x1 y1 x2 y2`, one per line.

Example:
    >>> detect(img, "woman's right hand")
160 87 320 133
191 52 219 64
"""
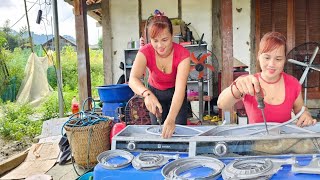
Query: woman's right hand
234 75 261 96
144 93 162 115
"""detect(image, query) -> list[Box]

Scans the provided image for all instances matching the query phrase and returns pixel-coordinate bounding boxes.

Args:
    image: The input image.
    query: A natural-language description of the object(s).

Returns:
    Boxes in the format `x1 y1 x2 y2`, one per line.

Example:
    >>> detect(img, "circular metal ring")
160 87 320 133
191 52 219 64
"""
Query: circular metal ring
162 156 224 179
132 153 164 170
222 159 273 179
97 150 134 170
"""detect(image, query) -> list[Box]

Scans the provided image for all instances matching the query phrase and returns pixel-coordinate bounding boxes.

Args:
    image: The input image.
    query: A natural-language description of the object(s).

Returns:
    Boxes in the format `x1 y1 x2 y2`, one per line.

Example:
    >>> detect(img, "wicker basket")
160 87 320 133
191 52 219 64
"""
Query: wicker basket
64 120 112 167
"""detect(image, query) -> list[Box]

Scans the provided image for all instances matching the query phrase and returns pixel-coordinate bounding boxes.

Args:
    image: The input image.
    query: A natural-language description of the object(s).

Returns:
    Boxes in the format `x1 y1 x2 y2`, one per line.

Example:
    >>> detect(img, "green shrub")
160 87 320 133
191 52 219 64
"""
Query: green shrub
47 66 57 88
0 46 105 141
3 48 31 95
0 102 42 141
37 91 77 120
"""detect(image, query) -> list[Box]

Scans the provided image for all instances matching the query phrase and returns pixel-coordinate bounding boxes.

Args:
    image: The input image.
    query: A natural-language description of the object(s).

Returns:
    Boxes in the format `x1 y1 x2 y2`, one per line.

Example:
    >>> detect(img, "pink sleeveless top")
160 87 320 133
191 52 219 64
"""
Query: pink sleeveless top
139 43 190 90
243 72 301 123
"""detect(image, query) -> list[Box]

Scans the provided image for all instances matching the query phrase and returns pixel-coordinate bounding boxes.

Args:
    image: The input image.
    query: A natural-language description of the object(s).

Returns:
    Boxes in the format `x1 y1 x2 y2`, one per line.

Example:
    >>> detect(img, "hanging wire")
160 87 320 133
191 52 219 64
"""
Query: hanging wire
10 0 39 29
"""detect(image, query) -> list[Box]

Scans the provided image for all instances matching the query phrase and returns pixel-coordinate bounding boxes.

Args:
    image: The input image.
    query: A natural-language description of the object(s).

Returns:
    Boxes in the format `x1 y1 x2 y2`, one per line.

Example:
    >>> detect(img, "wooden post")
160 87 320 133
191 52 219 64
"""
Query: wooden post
101 0 113 85
75 0 92 109
220 0 235 123
212 0 222 98
250 0 257 74
52 0 64 117
287 0 295 54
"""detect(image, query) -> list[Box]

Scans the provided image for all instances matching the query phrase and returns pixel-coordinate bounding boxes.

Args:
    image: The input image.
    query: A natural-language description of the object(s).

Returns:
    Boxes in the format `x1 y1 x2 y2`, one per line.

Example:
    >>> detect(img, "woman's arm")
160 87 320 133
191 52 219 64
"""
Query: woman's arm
217 75 259 110
293 93 317 127
128 52 162 115
217 85 243 110
162 57 190 138
128 52 148 95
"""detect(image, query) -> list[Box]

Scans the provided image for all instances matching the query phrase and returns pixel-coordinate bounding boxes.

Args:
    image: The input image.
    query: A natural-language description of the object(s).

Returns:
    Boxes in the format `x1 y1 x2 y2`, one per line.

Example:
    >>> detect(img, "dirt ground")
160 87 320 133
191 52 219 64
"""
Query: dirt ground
0 137 31 162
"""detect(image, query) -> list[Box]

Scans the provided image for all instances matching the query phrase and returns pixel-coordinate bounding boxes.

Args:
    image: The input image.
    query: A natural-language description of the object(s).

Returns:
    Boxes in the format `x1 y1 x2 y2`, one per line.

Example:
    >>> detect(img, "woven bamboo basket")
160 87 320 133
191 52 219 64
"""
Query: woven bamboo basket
64 120 112 167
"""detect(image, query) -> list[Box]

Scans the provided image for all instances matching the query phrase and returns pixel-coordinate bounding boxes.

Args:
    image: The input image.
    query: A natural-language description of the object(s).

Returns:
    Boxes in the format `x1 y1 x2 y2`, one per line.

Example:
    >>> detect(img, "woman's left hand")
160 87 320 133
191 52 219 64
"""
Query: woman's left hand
161 119 176 139
296 111 317 127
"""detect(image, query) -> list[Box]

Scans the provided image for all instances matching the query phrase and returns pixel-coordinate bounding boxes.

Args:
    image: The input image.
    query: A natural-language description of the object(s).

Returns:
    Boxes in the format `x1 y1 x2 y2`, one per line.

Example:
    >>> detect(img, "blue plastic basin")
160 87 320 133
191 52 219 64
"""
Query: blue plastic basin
97 84 134 103
78 172 93 180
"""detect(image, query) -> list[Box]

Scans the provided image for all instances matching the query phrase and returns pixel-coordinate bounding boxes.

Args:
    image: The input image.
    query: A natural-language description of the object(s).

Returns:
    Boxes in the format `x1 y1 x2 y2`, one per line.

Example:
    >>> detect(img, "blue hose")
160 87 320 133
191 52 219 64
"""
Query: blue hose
61 97 109 135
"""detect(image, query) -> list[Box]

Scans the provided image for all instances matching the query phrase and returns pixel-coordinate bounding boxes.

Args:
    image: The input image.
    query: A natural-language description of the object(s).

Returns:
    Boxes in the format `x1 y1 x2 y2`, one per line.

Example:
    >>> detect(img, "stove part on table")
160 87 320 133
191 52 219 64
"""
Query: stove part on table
222 157 295 180
292 154 320 174
97 149 134 170
162 156 225 179
132 153 179 171
145 124 203 137
243 106 308 136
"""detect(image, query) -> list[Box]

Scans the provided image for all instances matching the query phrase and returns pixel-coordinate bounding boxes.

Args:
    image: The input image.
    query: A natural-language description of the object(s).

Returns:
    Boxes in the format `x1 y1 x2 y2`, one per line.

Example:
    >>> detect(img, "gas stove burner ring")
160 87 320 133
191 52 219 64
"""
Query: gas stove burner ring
134 153 164 166
146 125 203 137
132 153 179 171
97 150 134 170
162 156 224 180
232 159 273 173
222 159 274 179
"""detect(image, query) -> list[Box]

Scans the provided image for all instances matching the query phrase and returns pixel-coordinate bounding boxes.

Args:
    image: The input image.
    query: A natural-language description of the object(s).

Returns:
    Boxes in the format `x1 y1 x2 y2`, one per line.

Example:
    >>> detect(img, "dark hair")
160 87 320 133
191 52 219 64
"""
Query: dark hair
256 32 287 72
146 11 173 39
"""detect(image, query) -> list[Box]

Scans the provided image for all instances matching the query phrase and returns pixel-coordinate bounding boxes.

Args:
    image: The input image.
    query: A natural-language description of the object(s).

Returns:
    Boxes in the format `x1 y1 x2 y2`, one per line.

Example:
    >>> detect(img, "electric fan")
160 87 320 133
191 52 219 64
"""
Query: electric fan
124 95 151 125
286 42 320 105
189 52 215 121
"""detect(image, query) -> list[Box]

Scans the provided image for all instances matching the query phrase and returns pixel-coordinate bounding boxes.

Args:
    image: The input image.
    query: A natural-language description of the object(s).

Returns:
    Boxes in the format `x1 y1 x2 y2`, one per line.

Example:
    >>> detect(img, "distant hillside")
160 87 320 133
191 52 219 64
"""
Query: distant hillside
19 31 76 45
31 33 54 45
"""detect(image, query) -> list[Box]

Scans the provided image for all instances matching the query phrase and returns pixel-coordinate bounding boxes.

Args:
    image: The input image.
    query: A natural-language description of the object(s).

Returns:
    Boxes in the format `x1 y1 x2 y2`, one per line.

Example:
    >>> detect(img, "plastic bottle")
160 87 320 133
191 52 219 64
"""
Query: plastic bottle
71 96 79 114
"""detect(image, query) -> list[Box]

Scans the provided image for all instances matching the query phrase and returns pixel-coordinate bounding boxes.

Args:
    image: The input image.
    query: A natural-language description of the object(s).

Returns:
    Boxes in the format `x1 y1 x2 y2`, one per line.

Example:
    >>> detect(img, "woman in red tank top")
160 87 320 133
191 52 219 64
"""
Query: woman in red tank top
129 10 190 138
217 32 316 127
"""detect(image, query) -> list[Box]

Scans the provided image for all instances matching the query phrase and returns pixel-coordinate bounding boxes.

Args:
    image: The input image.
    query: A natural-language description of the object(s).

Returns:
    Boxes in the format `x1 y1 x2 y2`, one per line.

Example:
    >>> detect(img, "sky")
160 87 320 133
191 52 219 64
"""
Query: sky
0 0 101 45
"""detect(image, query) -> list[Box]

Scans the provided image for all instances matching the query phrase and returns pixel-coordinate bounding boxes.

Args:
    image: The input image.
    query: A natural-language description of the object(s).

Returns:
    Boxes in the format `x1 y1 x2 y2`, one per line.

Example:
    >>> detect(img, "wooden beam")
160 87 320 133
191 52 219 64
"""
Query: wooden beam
271 0 275 32
287 0 295 54
306 0 310 43
101 0 113 85
249 0 256 74
87 2 101 11
75 0 92 109
0 149 29 175
255 0 260 73
220 0 234 122
178 0 182 19
74 0 80 15
138 0 142 37
212 0 222 98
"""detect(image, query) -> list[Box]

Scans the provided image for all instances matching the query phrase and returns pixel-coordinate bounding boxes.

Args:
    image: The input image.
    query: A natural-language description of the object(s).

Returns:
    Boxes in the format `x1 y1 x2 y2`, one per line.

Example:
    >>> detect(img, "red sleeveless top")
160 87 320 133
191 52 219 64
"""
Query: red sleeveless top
243 72 301 123
139 43 190 90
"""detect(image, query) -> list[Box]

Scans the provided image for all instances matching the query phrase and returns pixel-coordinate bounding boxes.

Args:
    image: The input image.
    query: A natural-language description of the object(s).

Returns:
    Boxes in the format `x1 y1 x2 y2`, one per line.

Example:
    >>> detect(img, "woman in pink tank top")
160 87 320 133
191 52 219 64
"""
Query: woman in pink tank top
129 10 190 139
217 32 316 127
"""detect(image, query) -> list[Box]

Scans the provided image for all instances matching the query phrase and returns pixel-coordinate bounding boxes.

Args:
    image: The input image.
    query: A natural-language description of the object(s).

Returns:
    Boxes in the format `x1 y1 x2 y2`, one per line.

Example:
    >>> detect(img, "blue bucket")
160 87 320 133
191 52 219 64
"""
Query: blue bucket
78 172 93 180
97 84 134 103
102 102 126 122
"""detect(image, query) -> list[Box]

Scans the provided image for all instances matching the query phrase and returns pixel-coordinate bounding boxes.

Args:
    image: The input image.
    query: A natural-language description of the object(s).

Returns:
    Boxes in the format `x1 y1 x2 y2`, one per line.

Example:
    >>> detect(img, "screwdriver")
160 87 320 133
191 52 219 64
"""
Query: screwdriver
156 107 162 133
256 90 269 134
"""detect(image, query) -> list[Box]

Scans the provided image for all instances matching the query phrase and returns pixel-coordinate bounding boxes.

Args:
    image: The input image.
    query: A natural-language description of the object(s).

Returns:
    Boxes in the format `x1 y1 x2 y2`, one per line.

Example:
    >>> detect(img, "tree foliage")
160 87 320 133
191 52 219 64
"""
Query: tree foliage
98 37 102 49
1 20 28 51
